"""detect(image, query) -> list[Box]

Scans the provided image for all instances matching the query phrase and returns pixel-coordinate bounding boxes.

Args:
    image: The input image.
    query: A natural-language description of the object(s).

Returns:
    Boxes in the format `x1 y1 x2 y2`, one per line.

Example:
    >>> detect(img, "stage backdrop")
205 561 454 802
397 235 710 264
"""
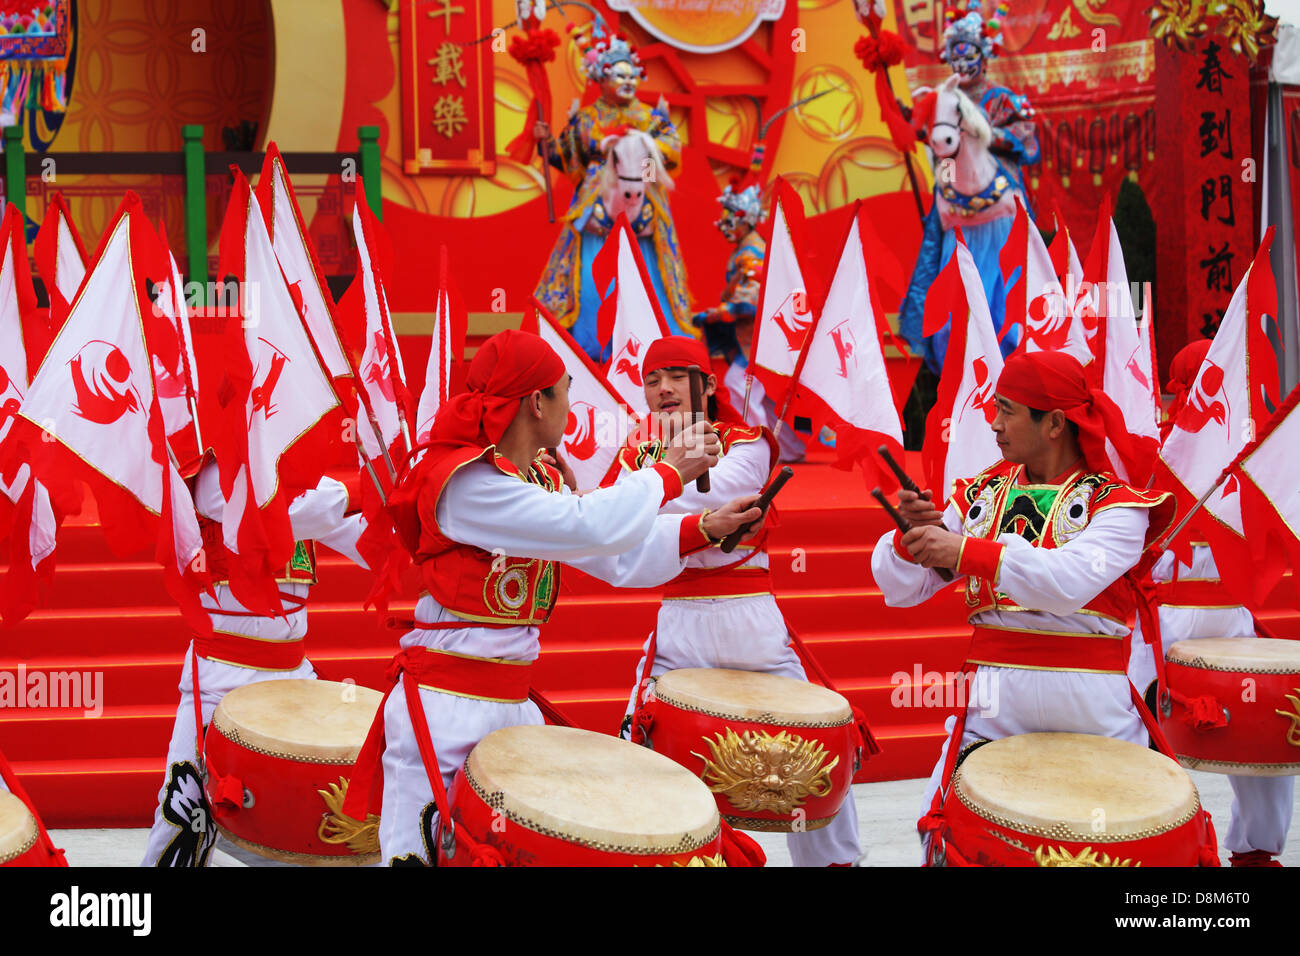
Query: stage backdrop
324 0 930 322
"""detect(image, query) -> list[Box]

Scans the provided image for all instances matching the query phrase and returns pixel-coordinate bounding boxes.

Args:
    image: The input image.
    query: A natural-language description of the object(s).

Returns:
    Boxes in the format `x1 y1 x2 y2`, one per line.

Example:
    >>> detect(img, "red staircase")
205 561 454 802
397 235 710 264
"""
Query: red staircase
4 452 1298 828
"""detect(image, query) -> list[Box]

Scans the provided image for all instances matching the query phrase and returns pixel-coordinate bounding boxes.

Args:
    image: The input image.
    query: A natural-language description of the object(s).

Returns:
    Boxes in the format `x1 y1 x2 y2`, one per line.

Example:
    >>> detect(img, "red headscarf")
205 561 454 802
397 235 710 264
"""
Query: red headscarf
383 329 565 558
641 335 743 424
426 328 566 450
996 349 1146 478
1160 339 1212 440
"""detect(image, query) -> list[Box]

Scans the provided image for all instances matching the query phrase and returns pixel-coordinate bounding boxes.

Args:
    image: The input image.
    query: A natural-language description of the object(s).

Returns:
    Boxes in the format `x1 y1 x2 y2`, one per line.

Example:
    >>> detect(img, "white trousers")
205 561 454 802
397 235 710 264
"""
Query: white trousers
919 665 1146 864
1130 618 1295 857
140 645 316 867
377 682 543 865
626 593 862 867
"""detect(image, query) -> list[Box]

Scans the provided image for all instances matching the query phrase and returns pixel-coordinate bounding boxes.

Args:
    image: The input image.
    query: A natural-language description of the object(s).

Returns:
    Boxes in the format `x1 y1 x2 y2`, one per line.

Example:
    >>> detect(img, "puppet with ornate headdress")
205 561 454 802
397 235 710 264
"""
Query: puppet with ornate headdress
532 29 694 362
691 164 806 463
897 0 1040 372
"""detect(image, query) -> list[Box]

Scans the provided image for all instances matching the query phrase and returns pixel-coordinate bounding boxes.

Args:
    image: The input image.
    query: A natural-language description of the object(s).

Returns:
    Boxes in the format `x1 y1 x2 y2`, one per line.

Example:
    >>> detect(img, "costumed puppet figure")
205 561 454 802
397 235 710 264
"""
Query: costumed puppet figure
533 30 694 362
899 0 1040 373
694 180 806 463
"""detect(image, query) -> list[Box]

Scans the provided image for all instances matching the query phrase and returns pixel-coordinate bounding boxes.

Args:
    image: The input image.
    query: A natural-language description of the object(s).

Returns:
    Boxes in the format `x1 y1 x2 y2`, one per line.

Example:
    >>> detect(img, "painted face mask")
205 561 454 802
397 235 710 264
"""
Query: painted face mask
604 63 640 103
947 40 985 83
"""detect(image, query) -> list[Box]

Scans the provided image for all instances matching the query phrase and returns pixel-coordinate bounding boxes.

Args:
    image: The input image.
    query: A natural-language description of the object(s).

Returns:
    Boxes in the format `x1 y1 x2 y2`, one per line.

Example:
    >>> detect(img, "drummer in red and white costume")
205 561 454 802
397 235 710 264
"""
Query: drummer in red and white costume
871 350 1175 862
1128 341 1293 867
349 330 762 865
141 464 366 867
612 335 863 866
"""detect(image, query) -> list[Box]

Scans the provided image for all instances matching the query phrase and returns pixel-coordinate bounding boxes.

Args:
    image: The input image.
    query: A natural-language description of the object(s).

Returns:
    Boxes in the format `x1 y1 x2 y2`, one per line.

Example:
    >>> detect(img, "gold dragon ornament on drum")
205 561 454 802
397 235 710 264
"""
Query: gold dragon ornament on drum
637 668 862 832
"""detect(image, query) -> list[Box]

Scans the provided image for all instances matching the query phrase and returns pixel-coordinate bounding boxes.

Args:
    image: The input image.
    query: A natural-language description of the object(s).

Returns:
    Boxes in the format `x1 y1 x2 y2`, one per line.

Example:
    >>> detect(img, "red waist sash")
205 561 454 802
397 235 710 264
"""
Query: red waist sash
662 563 772 601
965 625 1128 675
403 646 533 704
193 633 307 671
1154 579 1241 609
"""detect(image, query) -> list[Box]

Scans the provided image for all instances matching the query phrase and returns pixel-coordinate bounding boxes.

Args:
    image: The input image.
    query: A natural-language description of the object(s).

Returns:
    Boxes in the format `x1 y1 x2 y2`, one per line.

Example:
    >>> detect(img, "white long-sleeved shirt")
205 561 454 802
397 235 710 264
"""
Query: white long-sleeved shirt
871 497 1149 638
614 431 772 571
401 461 692 662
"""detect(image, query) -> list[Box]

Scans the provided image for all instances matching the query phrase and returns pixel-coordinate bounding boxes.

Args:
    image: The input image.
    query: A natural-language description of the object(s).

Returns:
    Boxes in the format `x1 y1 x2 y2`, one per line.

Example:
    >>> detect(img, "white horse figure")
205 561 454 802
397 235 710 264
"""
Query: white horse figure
913 73 1018 232
598 127 672 236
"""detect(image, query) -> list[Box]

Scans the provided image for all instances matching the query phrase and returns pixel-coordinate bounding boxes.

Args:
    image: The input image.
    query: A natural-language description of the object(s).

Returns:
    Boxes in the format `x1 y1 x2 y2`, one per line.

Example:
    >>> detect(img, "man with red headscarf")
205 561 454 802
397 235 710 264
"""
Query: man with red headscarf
1127 341 1293 866
609 335 869 866
347 330 765 865
871 349 1177 864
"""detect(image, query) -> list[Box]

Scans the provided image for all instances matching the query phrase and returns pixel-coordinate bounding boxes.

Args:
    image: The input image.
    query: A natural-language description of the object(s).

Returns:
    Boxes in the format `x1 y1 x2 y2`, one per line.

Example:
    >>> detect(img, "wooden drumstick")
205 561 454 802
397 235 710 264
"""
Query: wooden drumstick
720 466 793 554
877 444 934 504
687 364 710 494
871 487 954 582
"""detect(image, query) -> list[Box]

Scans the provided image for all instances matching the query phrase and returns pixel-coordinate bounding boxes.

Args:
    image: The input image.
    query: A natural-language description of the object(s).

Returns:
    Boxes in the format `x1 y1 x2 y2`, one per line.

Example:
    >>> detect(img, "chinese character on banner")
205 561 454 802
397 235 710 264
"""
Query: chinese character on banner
399 0 494 175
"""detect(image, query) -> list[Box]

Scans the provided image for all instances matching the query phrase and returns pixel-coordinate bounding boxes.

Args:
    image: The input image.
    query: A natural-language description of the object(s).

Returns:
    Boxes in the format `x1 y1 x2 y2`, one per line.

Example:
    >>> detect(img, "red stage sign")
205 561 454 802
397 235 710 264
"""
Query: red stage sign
399 0 495 176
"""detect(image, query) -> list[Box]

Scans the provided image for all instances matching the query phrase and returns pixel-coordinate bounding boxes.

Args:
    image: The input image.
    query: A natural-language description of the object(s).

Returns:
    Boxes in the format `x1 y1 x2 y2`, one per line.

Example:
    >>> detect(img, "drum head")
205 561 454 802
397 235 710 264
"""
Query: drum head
211 679 383 763
0 791 38 863
465 725 720 853
954 733 1200 840
654 668 851 726
1167 637 1300 672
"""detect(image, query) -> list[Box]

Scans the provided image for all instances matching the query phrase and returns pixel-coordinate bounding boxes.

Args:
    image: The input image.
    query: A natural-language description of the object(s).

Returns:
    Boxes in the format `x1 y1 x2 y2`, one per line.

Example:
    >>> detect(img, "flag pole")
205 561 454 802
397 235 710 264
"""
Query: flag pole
1153 450 1252 555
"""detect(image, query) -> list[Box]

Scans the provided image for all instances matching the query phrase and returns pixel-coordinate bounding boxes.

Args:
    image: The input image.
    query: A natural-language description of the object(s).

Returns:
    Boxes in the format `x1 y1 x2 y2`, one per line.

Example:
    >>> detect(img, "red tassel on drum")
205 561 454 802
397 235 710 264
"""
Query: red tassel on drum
719 820 767 868
1176 694 1230 732
208 768 245 811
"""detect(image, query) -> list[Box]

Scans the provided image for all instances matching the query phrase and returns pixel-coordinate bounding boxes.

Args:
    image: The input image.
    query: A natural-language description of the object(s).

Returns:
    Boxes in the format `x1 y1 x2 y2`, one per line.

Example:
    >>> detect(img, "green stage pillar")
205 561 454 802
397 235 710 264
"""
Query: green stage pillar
4 126 25 218
182 124 208 300
358 125 381 220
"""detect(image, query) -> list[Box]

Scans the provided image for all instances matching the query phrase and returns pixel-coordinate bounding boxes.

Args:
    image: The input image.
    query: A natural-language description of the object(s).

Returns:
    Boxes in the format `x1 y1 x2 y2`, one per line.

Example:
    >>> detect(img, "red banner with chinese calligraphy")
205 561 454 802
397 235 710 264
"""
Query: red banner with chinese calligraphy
399 0 495 175
1153 37 1254 370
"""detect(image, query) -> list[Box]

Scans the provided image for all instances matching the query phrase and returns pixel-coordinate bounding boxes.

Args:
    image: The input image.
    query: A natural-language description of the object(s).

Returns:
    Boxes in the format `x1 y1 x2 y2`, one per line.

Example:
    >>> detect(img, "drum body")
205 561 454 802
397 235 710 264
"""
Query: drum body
641 668 858 832
0 791 57 867
439 725 728 866
202 679 384 865
932 733 1216 867
1161 638 1300 776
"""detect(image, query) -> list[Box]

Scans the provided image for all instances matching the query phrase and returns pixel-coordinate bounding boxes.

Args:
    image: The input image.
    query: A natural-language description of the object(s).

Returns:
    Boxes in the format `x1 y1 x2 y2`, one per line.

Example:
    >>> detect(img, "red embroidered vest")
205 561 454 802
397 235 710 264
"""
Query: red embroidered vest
415 446 562 626
952 461 1174 628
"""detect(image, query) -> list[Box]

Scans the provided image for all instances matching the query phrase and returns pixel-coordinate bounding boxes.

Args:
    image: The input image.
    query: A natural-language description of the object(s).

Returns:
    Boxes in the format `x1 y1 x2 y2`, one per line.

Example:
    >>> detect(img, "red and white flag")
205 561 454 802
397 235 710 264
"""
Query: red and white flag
4 193 208 630
339 182 414 462
748 179 819 416
592 214 670 415
794 202 904 487
255 144 352 381
33 192 88 339
151 222 203 473
415 246 467 444
527 299 637 491
212 172 341 612
1153 230 1281 590
1221 381 1300 607
0 202 58 621
1003 198 1091 363
1081 199 1160 483
922 234 1004 503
